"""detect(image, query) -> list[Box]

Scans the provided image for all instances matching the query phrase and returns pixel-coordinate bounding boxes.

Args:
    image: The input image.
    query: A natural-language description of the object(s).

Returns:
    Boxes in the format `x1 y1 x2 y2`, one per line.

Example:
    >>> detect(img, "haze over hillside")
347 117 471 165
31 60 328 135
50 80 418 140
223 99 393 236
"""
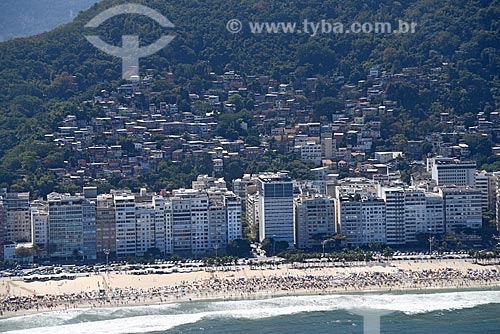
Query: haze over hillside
0 0 100 41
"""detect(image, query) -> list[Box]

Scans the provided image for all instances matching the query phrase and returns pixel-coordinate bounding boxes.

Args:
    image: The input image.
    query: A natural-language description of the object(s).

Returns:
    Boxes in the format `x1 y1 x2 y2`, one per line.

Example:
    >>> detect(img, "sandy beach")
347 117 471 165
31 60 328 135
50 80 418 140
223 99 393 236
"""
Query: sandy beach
1 259 500 319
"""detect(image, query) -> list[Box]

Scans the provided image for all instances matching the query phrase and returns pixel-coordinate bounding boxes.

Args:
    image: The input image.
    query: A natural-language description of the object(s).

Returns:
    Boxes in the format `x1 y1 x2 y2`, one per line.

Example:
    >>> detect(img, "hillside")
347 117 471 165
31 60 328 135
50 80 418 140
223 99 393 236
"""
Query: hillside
0 0 499 195
0 0 100 41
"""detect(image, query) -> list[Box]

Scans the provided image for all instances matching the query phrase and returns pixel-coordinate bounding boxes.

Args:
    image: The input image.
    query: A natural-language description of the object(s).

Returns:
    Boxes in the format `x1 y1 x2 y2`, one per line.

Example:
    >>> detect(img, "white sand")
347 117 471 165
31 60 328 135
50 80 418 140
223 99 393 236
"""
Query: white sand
0 259 492 297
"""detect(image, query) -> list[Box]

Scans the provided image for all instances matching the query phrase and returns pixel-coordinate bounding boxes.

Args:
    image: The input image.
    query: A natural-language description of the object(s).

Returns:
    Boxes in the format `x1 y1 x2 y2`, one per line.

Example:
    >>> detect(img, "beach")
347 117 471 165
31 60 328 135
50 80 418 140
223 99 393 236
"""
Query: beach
1 259 500 319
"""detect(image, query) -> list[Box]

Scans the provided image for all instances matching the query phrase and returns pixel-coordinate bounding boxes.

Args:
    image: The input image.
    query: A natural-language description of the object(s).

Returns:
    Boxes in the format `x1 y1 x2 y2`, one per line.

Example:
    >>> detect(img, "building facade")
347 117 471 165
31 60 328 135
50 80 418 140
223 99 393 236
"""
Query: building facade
379 187 406 245
48 193 95 259
429 157 476 186
295 194 336 249
257 172 294 246
440 186 482 232
30 202 49 255
3 191 31 243
96 194 116 259
336 194 386 247
114 193 137 257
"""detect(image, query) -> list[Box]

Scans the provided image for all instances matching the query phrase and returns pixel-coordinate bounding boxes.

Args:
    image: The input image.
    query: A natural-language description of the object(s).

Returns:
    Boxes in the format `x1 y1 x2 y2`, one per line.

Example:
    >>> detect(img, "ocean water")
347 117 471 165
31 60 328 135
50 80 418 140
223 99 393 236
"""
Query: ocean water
1 290 500 334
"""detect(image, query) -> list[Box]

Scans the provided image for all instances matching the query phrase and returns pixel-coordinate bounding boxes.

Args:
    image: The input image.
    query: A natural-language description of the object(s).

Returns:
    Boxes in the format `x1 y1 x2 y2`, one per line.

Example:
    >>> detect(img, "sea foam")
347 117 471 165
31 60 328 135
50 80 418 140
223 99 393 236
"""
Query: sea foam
2 290 500 334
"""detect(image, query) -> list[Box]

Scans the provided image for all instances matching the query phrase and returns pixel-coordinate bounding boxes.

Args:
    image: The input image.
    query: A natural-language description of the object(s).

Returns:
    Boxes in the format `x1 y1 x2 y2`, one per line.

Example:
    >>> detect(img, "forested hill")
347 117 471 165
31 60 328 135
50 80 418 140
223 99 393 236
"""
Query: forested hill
0 0 99 41
0 0 499 194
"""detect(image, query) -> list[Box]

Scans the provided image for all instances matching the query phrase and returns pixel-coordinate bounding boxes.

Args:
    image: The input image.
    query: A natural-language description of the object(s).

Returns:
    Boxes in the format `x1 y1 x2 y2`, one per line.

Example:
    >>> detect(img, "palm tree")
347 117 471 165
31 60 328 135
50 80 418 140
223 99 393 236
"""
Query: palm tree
383 246 394 260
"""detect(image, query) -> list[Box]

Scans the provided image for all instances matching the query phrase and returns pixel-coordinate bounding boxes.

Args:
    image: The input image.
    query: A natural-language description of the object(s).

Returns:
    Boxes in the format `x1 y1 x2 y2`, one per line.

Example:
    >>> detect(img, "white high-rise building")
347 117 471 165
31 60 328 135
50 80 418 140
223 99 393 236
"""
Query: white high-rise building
114 193 136 257
132 191 170 257
361 197 387 245
475 171 496 211
429 157 476 186
135 200 157 257
30 202 48 251
169 189 210 255
257 172 294 246
379 187 405 245
47 193 95 259
166 187 241 256
2 191 31 243
208 191 227 253
404 189 426 243
152 196 170 255
336 194 386 247
424 192 445 235
295 194 336 249
440 186 482 232
225 191 242 241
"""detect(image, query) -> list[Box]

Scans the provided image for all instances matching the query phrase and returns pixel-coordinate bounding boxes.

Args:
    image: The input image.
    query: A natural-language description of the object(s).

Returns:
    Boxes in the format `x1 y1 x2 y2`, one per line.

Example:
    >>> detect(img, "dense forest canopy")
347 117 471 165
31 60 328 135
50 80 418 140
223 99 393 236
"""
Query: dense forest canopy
0 0 499 196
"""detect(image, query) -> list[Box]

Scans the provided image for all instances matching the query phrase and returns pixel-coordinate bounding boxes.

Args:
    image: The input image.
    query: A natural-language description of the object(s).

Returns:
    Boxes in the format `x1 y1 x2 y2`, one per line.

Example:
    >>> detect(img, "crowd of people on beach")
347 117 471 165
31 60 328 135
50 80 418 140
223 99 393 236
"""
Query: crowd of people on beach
2 267 500 316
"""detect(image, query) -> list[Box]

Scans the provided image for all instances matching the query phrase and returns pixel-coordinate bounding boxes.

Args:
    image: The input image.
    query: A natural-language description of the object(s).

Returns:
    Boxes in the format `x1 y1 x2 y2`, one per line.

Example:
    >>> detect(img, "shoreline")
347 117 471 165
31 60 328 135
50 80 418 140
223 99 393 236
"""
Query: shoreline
2 259 500 320
3 282 500 321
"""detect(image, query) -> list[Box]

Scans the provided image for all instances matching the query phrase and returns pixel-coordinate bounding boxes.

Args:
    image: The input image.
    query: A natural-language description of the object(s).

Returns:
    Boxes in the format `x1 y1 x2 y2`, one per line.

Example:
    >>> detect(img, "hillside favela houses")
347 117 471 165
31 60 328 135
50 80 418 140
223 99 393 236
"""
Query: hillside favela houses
2 66 500 262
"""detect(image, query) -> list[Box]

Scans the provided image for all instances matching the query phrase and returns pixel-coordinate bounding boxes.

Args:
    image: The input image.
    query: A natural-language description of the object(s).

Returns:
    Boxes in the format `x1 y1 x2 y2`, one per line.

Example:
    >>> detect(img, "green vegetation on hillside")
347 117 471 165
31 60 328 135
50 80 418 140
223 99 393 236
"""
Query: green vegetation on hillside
0 0 499 195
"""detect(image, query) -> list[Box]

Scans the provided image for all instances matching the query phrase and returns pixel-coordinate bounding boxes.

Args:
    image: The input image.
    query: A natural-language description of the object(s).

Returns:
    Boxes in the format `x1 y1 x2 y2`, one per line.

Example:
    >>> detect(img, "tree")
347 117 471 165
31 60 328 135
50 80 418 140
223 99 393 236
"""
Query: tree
464 133 492 166
383 246 394 259
312 97 343 121
227 94 245 112
245 135 261 147
145 247 162 260
14 246 35 260
226 239 252 258
261 238 289 256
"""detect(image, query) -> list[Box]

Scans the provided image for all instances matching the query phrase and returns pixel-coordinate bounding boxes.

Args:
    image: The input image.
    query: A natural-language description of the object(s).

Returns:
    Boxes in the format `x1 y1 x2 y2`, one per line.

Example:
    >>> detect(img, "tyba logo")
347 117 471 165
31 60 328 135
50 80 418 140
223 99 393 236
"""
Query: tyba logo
85 4 175 80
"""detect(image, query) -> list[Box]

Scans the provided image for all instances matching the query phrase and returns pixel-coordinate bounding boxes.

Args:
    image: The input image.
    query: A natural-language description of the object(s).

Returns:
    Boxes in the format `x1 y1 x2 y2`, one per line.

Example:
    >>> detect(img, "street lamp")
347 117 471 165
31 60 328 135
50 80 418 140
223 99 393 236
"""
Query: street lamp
428 229 434 257
103 248 110 267
214 243 220 258
322 239 332 257
272 234 276 257
492 235 500 258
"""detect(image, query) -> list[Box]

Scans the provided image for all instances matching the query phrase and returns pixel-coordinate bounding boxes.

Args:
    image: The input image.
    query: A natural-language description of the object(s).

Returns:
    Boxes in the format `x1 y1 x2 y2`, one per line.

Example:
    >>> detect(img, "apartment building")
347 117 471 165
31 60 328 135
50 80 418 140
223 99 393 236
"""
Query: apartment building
404 189 427 243
474 171 497 211
299 142 322 165
96 194 116 259
169 189 210 256
114 193 137 257
1 190 31 243
424 192 445 235
379 187 406 245
257 172 295 246
225 191 242 241
30 201 49 253
336 194 386 247
47 193 96 259
429 157 476 186
295 194 336 249
440 186 482 232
